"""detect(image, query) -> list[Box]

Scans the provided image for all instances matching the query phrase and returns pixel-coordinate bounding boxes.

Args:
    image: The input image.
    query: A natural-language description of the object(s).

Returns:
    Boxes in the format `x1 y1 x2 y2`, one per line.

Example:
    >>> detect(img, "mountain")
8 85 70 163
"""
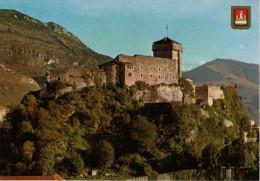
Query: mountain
0 9 112 107
183 58 259 121
0 9 112 76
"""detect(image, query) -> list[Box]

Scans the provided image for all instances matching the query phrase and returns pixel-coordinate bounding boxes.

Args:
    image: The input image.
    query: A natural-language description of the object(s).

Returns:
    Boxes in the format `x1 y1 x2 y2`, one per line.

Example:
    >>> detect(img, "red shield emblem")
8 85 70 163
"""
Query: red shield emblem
234 9 248 25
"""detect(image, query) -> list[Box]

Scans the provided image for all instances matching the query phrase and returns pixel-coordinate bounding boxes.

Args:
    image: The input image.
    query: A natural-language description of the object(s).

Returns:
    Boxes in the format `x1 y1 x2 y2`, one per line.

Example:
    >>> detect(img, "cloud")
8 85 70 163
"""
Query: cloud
239 45 245 49
199 60 205 65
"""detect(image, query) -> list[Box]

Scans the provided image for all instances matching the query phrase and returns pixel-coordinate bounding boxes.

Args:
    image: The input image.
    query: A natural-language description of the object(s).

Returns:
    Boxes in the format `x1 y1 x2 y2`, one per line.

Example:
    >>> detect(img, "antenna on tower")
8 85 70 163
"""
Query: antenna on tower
166 25 168 37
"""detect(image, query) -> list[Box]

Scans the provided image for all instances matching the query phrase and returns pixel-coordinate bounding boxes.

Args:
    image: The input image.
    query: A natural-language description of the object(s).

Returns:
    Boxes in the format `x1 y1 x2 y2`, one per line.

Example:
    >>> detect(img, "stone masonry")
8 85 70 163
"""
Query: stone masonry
46 68 106 89
195 85 225 106
99 37 183 86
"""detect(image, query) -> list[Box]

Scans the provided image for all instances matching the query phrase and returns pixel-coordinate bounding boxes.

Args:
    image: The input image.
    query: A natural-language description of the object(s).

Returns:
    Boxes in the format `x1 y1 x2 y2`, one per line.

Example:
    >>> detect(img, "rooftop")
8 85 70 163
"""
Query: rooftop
153 37 182 45
0 173 65 180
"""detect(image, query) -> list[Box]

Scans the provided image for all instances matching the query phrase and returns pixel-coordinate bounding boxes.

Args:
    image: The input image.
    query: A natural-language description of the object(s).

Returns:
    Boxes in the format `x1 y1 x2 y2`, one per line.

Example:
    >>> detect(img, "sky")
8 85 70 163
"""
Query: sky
1 0 259 71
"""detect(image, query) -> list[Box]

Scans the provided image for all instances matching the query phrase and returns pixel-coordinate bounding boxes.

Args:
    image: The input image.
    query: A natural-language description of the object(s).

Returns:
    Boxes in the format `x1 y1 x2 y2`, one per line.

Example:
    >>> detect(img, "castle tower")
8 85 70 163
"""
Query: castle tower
152 37 183 76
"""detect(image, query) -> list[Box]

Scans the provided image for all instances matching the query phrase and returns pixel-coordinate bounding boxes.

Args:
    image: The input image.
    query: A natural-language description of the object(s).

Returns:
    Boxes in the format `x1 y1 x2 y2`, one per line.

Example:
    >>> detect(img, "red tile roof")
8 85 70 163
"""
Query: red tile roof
0 173 65 180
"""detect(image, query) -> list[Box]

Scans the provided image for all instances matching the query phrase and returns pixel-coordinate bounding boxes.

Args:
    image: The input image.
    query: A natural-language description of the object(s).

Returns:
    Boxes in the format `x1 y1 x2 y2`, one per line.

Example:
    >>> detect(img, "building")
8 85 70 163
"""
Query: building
195 85 225 106
46 68 106 89
99 37 183 86
0 173 65 180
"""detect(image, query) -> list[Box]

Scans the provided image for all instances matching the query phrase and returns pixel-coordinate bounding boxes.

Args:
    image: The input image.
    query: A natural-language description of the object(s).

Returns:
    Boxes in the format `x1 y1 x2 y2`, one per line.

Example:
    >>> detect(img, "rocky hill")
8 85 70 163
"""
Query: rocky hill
0 9 112 75
183 59 259 121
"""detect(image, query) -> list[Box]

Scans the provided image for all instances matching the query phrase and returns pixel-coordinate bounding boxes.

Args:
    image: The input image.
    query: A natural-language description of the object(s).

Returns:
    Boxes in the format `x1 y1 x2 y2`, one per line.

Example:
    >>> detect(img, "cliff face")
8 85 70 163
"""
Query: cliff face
132 85 183 103
0 9 112 71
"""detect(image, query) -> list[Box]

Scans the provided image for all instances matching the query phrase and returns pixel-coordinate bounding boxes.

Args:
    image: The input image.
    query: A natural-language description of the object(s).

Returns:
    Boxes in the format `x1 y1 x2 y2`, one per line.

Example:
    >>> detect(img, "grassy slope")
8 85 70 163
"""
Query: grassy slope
183 59 259 121
0 68 39 107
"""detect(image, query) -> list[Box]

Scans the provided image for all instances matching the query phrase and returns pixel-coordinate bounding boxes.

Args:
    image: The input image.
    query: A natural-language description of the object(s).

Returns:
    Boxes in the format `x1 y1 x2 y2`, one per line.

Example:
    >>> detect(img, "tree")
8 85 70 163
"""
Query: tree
95 140 114 170
37 144 55 176
130 115 157 152
22 140 35 162
201 144 220 169
22 95 38 107
222 138 246 168
70 151 85 175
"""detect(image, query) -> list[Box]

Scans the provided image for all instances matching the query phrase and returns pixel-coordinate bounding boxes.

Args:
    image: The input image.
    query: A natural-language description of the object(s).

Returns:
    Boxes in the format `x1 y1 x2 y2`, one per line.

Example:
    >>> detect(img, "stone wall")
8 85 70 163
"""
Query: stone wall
195 85 224 106
47 68 106 89
243 131 257 143
100 61 118 84
115 54 179 86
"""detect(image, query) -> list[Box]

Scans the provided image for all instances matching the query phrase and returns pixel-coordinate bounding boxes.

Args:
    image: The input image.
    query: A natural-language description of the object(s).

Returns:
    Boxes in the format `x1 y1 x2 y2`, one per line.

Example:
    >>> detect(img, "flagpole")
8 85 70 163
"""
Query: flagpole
166 25 168 37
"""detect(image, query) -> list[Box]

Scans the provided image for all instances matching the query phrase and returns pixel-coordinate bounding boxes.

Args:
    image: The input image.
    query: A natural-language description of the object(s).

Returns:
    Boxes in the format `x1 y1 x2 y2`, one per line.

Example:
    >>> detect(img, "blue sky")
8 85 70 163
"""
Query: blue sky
1 0 259 71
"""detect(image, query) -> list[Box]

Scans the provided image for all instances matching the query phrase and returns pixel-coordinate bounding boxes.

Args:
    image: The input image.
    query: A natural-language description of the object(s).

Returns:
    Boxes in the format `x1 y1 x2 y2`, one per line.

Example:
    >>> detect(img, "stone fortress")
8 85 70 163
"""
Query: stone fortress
44 37 224 106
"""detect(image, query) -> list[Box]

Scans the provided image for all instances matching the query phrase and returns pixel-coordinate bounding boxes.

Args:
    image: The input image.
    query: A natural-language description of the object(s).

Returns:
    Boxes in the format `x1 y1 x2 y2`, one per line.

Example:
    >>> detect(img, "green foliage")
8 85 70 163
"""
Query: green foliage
95 140 115 170
179 77 194 96
46 80 65 93
130 115 157 152
20 121 34 134
70 151 85 175
201 144 221 169
0 84 258 179
168 169 206 180
93 73 102 87
22 140 35 162
37 144 55 176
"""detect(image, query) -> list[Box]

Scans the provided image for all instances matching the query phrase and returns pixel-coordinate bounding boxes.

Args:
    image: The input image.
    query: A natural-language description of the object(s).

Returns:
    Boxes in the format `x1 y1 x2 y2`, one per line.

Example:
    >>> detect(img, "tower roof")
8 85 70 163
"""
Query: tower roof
153 37 182 45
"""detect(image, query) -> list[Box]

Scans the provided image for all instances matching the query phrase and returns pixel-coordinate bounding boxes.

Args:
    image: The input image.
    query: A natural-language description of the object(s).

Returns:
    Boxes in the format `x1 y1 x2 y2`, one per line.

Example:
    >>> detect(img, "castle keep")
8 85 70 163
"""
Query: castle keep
99 37 183 86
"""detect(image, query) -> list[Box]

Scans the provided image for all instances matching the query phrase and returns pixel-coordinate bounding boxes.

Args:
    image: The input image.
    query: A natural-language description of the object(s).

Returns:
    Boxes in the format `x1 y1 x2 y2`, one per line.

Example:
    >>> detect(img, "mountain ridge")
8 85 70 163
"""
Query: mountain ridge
0 9 112 71
183 58 259 121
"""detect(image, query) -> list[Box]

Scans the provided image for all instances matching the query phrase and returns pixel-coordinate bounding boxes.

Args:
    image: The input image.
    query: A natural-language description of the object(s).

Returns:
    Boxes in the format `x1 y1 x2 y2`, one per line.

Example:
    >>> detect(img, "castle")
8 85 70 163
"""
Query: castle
44 37 225 106
46 37 183 87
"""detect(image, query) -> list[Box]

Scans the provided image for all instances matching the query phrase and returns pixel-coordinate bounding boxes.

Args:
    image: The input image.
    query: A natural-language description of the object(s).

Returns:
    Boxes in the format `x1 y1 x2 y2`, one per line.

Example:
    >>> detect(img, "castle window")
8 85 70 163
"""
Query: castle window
140 74 143 78
140 66 143 69
159 67 161 72
165 69 167 72
172 76 175 79
159 76 161 79
128 73 132 76
165 76 167 80
127 65 133 69
150 75 152 78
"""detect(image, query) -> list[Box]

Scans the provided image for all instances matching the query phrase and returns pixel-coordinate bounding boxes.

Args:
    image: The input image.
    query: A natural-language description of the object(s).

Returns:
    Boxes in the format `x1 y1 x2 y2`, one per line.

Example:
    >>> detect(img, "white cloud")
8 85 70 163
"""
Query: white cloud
199 60 205 65
240 45 245 49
